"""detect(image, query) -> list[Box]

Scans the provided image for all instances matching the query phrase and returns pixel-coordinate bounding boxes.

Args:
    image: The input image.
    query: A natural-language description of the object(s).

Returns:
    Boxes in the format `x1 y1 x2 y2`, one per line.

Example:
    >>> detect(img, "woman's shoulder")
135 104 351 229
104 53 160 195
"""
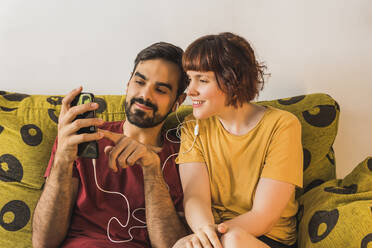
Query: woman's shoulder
182 114 197 132
182 114 217 134
184 113 196 122
183 114 215 126
262 106 301 127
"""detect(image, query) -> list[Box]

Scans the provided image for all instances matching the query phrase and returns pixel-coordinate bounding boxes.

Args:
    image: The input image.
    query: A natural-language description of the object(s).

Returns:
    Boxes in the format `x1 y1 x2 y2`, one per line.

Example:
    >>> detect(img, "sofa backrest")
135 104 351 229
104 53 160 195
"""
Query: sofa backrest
0 91 339 247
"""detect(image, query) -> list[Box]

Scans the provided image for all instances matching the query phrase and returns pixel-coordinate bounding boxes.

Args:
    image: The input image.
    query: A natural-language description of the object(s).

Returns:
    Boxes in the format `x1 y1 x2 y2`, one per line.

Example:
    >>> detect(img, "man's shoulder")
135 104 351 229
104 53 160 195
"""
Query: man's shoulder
162 129 180 153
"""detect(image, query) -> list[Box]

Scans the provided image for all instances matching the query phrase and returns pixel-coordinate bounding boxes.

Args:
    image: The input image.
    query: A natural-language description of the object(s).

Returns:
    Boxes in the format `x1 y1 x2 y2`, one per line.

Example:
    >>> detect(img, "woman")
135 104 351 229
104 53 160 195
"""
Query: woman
174 32 303 248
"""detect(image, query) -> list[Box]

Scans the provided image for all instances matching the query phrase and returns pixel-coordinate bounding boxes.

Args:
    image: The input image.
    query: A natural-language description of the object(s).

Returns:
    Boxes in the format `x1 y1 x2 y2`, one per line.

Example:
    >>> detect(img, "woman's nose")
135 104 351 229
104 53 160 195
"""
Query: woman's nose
186 80 199 96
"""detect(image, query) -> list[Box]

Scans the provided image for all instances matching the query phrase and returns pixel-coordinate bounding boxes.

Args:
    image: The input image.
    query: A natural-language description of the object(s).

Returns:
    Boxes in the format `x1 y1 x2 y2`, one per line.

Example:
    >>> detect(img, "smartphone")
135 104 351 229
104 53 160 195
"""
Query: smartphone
71 92 99 159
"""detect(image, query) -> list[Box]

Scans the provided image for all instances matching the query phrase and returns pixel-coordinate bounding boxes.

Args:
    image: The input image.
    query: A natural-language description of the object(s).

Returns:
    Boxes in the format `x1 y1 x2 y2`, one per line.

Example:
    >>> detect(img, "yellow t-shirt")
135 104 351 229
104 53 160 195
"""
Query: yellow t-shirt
175 106 303 245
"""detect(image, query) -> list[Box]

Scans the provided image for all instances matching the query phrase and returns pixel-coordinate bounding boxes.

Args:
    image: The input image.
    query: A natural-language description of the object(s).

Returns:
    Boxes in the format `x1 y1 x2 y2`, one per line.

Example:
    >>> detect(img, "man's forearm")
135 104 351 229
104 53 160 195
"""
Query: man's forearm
143 165 187 248
32 158 78 248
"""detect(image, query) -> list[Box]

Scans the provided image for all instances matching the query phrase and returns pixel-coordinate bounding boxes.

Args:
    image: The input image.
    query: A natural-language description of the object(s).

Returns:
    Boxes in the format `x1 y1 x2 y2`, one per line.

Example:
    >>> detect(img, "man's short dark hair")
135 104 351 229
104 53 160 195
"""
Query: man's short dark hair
132 42 188 98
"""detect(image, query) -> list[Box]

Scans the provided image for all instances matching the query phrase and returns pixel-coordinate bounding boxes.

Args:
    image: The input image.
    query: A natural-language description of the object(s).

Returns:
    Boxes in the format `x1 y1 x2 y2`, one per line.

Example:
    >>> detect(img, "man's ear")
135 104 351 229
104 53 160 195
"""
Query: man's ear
172 93 186 112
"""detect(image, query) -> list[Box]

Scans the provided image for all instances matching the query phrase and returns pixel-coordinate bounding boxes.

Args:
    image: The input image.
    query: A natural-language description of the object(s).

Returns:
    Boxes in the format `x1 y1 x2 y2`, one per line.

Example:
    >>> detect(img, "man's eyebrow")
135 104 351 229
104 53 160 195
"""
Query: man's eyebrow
134 72 147 80
156 82 173 91
135 71 173 91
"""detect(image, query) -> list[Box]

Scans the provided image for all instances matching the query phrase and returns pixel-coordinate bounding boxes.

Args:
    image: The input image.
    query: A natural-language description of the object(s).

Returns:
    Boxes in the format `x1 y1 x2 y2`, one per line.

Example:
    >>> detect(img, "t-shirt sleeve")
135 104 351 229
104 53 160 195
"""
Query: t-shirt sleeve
175 116 205 164
261 114 303 188
44 137 79 178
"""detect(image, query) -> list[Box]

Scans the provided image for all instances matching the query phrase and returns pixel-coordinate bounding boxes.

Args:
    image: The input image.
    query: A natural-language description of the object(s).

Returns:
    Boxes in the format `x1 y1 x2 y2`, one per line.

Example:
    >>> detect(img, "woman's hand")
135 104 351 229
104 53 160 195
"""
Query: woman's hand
172 223 228 248
194 224 222 248
172 234 201 248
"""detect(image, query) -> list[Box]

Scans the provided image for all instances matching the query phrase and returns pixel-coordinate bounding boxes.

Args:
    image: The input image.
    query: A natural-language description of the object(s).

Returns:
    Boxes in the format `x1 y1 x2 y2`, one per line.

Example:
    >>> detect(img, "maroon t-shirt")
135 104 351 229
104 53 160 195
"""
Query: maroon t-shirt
45 121 184 248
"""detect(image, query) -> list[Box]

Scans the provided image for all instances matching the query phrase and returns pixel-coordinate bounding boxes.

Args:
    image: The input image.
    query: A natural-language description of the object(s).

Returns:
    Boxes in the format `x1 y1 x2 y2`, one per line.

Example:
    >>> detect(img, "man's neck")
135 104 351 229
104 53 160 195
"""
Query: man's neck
123 121 163 147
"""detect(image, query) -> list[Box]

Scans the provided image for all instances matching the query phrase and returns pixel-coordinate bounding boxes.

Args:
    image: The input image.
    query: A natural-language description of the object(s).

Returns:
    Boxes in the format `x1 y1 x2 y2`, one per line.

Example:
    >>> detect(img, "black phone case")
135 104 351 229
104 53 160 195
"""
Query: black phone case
71 93 99 159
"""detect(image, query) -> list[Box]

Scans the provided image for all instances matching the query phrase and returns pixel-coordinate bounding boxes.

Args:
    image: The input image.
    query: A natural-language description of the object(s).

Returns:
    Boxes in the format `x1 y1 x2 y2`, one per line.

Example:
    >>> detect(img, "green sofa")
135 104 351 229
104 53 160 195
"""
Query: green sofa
0 91 371 247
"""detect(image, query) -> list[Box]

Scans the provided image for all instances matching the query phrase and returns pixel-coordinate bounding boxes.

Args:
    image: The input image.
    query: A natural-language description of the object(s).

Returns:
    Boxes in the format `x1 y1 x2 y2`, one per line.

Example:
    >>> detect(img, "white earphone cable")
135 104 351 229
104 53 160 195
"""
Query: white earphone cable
92 103 199 243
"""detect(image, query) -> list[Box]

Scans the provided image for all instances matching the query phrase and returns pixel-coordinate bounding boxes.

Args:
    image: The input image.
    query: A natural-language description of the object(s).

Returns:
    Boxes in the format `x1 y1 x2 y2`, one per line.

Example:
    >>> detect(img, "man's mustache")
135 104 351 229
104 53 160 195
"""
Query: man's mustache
130 97 158 112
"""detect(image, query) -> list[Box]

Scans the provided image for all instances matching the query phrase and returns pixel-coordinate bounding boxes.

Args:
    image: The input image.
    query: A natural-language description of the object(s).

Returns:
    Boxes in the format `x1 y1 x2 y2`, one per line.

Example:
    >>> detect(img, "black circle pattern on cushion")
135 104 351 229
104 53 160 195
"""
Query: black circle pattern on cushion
296 204 304 230
324 184 358 194
94 97 107 114
278 95 305 105
326 148 335 165
302 105 337 127
335 101 340 111
304 179 325 193
0 125 3 134
48 109 59 124
0 154 23 182
2 93 30 102
46 96 63 106
0 106 17 112
361 234 372 248
20 124 43 146
0 200 30 231
367 158 372 172
308 209 339 243
303 148 311 171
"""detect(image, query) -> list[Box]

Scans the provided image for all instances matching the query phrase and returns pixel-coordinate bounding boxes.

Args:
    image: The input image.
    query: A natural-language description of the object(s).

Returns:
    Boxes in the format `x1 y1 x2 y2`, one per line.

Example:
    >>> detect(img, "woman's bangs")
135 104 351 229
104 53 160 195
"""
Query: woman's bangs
182 43 215 72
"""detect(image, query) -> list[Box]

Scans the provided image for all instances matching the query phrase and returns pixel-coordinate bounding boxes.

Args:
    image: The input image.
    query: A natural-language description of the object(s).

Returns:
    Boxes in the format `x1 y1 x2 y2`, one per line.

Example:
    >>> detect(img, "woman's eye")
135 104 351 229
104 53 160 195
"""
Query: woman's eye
200 79 208 83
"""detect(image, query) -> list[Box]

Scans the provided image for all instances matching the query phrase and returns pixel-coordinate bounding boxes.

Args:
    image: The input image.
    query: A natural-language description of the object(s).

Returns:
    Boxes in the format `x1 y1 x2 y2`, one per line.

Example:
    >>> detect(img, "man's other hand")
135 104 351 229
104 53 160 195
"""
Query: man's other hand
99 129 162 172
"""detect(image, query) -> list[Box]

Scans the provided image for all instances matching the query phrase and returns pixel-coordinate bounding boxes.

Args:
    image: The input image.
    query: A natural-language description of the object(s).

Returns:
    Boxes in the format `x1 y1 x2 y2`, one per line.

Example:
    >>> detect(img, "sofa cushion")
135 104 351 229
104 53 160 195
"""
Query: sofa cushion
255 93 340 197
297 157 372 248
0 92 125 247
0 91 339 247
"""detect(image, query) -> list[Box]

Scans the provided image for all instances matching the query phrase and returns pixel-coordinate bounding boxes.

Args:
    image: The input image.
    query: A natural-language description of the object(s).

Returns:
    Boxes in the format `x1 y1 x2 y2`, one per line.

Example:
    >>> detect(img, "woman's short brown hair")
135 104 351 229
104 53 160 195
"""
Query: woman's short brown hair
183 32 267 107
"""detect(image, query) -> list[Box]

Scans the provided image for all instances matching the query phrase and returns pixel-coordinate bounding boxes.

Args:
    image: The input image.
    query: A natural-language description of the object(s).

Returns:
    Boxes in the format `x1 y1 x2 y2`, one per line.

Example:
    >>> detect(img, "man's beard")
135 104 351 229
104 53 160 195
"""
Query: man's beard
124 97 171 128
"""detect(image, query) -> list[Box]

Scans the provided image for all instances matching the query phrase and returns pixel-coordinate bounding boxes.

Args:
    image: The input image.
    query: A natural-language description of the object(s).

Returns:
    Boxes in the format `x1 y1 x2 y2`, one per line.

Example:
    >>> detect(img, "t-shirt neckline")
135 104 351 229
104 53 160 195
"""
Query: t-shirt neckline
215 105 272 138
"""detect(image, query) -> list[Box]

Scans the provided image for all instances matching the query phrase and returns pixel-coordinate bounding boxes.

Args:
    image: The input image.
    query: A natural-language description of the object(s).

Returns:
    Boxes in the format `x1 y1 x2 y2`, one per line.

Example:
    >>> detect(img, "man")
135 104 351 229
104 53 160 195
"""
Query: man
32 42 188 248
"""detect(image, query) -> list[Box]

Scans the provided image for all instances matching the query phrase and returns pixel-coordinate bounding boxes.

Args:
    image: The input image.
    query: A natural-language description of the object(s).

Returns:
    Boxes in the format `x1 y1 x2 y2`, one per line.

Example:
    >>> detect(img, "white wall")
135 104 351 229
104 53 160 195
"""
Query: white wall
1 0 371 178
0 0 236 94
235 0 372 178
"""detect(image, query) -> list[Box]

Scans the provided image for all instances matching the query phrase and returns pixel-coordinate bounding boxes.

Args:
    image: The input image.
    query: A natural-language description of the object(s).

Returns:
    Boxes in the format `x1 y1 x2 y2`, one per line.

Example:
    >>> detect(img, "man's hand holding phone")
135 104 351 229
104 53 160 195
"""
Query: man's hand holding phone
55 87 104 165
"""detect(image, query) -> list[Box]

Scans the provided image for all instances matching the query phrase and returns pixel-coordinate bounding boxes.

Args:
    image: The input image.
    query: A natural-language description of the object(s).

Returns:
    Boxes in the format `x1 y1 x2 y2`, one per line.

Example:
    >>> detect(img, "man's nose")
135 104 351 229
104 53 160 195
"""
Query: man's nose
139 85 154 101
